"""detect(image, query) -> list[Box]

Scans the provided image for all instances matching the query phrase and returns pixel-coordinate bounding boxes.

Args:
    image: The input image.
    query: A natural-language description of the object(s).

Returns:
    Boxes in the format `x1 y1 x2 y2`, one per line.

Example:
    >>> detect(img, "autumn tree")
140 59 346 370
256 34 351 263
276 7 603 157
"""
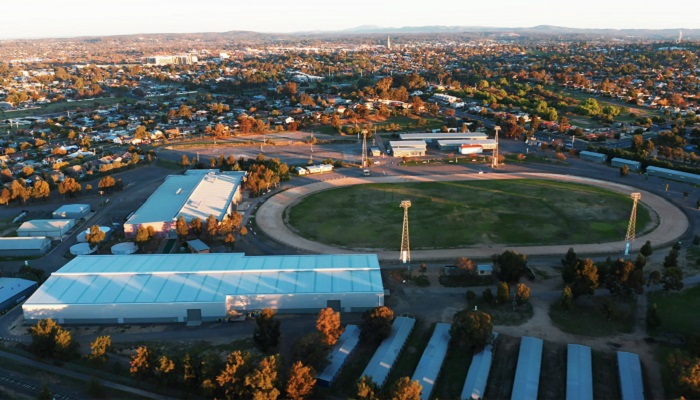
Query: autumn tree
450 309 493 352
86 225 106 247
389 377 422 400
130 345 156 379
29 318 78 360
89 335 112 362
224 234 236 251
667 350 700 398
58 177 81 197
497 281 510 305
285 361 316 400
135 225 152 250
175 215 189 240
134 125 149 140
181 154 190 168
254 308 281 353
245 354 280 400
217 351 250 400
0 188 10 205
515 283 530 305
316 307 344 346
561 286 574 311
190 217 202 237
32 180 50 200
98 176 115 193
456 257 475 275
356 376 380 400
360 306 394 345
206 214 219 237
293 332 331 370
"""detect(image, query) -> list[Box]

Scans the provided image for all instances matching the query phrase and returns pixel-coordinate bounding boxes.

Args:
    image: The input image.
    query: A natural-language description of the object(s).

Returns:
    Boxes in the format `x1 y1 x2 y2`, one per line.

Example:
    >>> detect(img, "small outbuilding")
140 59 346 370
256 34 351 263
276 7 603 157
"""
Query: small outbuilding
186 239 210 254
52 204 90 219
611 158 641 171
111 242 137 255
70 243 96 256
389 141 427 157
477 264 493 276
579 151 607 163
17 220 75 239
0 278 38 313
0 237 51 257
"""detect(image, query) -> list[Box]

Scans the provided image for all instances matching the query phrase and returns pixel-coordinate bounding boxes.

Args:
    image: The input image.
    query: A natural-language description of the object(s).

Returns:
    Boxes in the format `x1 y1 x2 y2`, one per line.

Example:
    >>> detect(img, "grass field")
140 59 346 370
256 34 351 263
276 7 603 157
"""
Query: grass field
549 297 637 336
288 179 654 250
648 286 700 336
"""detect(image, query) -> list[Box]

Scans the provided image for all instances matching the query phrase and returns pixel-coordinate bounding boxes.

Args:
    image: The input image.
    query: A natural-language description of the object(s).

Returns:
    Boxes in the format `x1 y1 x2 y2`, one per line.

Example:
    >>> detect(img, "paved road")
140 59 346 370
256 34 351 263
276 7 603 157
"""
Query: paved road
256 172 689 261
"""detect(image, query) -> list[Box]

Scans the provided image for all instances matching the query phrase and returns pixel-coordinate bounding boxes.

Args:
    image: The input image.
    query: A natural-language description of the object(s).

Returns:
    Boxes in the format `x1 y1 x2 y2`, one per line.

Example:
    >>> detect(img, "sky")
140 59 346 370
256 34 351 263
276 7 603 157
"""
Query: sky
2 0 697 39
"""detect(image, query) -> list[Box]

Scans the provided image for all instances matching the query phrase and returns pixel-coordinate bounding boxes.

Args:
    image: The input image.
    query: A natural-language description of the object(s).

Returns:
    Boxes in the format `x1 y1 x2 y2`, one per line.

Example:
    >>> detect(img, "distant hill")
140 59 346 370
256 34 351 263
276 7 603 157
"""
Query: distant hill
327 24 700 39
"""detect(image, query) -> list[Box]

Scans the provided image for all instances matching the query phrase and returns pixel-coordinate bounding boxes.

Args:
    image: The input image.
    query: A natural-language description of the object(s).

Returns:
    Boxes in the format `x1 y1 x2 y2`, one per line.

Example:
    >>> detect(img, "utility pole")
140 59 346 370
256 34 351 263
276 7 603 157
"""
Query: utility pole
400 200 412 267
361 130 368 168
491 126 501 169
624 192 642 256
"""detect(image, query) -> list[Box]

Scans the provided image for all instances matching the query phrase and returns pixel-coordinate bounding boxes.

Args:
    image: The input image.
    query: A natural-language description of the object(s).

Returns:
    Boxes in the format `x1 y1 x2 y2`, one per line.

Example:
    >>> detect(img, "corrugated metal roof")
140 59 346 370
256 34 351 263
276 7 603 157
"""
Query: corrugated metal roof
617 351 644 400
567 344 593 400
361 316 415 388
511 336 543 400
126 170 245 225
0 237 50 250
412 322 451 400
17 220 73 231
0 277 37 303
461 332 499 400
53 204 89 213
317 325 361 386
24 254 383 306
399 133 488 140
389 140 427 148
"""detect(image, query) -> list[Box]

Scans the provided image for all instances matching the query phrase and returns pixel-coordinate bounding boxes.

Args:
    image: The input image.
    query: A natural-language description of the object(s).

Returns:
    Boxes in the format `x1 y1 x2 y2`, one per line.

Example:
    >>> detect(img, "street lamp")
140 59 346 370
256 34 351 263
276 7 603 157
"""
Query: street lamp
98 190 104 205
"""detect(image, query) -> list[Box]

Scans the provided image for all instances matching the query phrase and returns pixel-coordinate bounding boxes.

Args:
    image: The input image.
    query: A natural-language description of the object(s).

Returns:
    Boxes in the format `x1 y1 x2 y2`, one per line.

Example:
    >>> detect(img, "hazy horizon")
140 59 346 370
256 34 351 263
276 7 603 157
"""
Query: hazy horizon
2 0 698 40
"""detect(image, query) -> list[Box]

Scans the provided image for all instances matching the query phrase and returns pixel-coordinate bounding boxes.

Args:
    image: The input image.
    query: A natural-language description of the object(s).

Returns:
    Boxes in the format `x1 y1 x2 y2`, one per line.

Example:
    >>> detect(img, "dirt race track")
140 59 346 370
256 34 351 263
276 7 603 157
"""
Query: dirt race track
256 172 689 261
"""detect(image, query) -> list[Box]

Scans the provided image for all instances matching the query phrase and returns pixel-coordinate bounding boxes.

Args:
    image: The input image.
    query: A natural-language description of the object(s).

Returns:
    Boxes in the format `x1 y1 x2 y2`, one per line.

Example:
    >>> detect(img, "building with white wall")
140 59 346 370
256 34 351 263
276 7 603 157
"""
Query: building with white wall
23 253 384 324
124 170 246 238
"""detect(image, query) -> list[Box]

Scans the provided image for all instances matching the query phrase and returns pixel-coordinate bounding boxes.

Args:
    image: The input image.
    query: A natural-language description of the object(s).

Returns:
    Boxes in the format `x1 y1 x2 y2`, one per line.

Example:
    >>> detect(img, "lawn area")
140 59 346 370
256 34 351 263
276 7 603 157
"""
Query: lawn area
549 296 636 336
326 337 380 398
3 96 133 119
484 334 519 399
381 320 431 395
592 349 622 399
432 343 473 399
470 299 534 326
538 342 567 400
288 179 654 250
648 285 700 336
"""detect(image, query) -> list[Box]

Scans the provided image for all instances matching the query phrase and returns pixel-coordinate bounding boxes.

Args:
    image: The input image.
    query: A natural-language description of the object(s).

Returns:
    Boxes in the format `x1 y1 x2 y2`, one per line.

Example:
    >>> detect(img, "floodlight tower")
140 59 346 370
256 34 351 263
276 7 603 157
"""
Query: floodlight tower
361 130 368 168
624 192 642 256
491 126 501 169
400 200 412 265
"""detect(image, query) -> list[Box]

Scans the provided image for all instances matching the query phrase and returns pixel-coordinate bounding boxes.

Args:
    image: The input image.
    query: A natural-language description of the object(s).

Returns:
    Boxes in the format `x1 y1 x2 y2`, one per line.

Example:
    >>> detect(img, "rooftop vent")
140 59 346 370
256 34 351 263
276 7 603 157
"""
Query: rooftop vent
176 188 182 195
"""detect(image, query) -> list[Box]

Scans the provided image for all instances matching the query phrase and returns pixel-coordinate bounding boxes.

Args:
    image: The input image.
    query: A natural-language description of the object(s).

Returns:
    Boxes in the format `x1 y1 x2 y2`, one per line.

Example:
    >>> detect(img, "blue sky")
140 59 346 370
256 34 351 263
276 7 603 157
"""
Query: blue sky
2 0 696 39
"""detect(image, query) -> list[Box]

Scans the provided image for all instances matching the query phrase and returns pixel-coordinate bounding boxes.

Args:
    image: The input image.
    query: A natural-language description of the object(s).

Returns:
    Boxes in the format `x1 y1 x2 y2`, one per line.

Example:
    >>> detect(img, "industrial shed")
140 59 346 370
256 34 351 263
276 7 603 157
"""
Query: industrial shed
361 316 416 388
17 219 75 239
567 344 593 400
0 278 38 314
646 166 700 185
22 253 384 325
389 141 427 157
579 151 607 163
611 158 642 171
511 336 544 400
52 204 90 219
461 332 499 400
398 133 488 143
437 139 497 151
0 237 51 257
412 322 451 400
617 351 644 400
124 170 246 238
317 325 361 387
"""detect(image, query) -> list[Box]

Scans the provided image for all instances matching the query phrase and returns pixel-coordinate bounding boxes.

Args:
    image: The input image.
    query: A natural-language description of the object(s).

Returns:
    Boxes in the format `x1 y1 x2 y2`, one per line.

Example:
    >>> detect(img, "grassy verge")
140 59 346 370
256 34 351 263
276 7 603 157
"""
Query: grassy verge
648 286 700 336
538 341 567 399
381 320 432 395
549 297 636 336
473 300 534 326
484 334 519 399
327 338 380 398
432 343 473 399
439 274 494 287
592 349 621 399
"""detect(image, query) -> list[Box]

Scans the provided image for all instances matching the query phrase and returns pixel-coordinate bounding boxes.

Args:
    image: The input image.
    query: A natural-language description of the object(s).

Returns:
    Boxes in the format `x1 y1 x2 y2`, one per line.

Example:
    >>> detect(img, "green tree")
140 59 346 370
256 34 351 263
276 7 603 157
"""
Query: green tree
89 335 112 362
450 309 493 351
360 306 394 345
662 267 684 292
497 281 510 305
647 303 662 329
663 246 680 269
515 283 530 305
254 308 281 353
176 215 189 239
316 307 344 346
293 332 331 370
356 376 380 400
495 250 527 283
245 354 280 400
482 287 494 305
640 240 653 257
86 225 105 248
87 377 106 398
561 286 574 311
285 361 316 400
561 247 578 284
389 376 422 400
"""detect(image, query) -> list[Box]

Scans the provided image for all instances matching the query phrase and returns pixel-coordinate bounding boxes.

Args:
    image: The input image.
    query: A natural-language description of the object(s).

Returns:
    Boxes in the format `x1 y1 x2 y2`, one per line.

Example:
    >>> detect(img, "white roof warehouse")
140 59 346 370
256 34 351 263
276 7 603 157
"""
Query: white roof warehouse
124 170 246 238
22 253 384 324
